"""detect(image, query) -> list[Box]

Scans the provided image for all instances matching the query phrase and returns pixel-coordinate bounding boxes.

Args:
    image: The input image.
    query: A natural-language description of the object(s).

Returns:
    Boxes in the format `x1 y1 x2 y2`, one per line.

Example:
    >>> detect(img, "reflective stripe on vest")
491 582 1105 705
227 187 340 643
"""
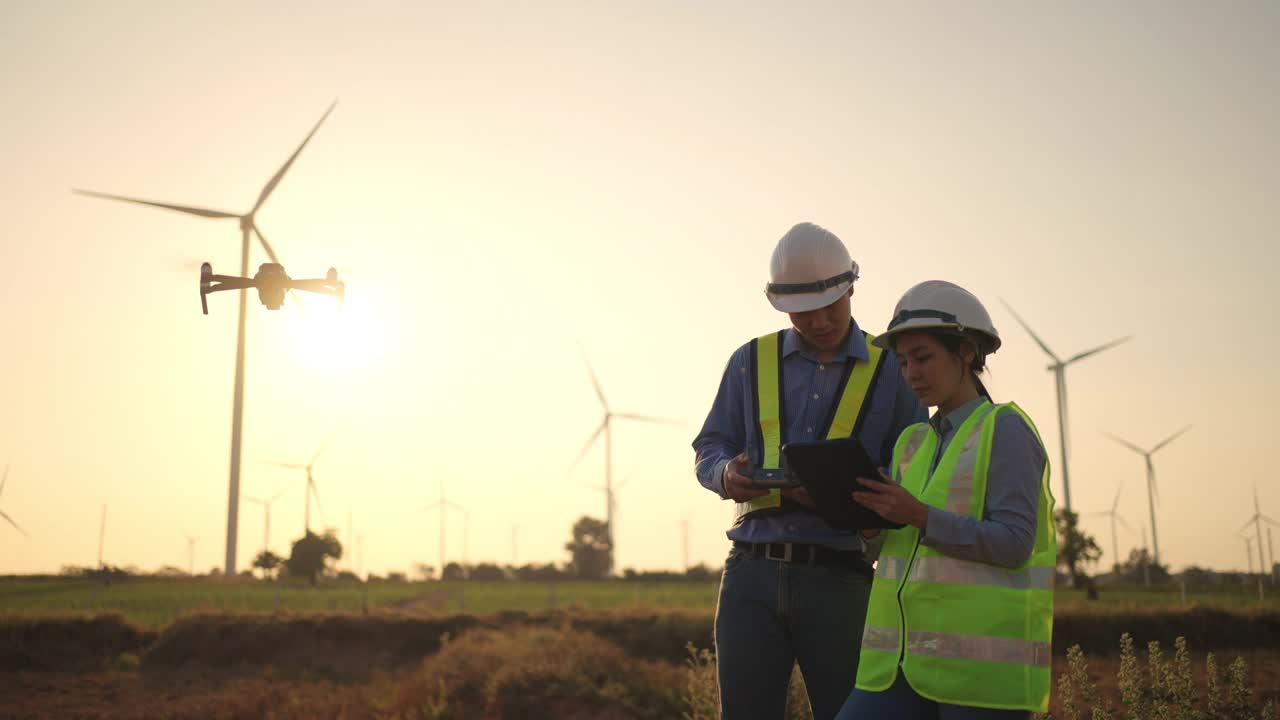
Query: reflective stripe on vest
861 626 1050 668
733 330 884 524
857 402 1056 713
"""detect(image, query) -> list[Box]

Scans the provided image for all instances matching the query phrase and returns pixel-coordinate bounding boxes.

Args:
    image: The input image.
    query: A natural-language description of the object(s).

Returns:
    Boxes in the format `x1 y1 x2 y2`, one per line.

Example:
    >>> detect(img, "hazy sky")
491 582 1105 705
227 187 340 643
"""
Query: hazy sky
1 1 1277 576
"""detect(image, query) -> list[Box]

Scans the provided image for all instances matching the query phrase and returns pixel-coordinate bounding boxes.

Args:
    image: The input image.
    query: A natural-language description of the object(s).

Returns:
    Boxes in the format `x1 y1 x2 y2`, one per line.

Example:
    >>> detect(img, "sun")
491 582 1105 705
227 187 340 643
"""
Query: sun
281 289 386 375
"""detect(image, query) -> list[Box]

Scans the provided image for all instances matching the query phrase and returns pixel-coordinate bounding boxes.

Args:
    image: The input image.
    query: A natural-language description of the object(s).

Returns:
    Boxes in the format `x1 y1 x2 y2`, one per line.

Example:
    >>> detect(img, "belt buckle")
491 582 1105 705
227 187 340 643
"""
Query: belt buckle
764 543 793 562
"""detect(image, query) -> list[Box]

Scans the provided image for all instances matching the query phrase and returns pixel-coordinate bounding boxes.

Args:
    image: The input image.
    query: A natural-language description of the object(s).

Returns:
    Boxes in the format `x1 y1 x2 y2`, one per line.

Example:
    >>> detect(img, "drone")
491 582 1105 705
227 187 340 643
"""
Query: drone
200 262 345 314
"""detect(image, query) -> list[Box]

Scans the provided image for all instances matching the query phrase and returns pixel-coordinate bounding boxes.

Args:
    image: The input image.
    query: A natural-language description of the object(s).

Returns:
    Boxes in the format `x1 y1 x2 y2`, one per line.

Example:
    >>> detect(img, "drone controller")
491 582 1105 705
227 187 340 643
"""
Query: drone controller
747 467 802 489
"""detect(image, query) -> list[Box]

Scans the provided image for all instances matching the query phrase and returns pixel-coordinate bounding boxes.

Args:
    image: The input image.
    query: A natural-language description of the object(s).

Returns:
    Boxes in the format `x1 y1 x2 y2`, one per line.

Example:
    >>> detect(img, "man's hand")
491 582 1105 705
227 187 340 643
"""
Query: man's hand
723 452 770 502
851 470 929 529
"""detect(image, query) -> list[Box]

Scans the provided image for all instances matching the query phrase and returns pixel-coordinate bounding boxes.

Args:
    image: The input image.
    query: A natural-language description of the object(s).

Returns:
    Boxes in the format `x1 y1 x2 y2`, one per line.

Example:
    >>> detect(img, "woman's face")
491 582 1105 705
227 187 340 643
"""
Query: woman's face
893 331 973 409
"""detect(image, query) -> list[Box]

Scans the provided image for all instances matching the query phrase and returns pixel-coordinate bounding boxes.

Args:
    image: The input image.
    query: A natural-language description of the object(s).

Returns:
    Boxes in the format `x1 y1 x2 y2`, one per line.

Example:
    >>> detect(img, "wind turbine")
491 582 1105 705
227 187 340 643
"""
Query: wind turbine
0 465 27 537
184 533 198 576
570 350 674 570
1001 300 1130 511
1103 426 1191 569
1239 486 1279 576
419 482 465 578
1245 536 1255 575
1087 485 1133 573
268 438 334 535
76 101 338 575
98 504 107 568
245 486 289 554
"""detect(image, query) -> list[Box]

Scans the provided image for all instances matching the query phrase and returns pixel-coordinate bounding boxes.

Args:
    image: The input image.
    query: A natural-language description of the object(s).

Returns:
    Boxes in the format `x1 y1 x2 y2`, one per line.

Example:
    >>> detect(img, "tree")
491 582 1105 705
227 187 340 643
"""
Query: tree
285 530 343 585
252 550 284 580
565 515 613 580
441 562 467 581
1055 509 1102 589
470 563 507 581
1116 547 1170 586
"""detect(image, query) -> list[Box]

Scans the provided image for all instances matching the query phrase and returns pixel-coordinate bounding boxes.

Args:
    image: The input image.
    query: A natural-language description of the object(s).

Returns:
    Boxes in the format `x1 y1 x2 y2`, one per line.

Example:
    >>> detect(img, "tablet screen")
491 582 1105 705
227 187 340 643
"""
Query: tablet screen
781 437 906 531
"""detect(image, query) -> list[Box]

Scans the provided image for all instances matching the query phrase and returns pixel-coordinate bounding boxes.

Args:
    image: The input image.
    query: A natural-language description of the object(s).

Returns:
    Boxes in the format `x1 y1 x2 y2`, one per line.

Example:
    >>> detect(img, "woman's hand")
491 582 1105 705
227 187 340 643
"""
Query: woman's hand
851 471 930 530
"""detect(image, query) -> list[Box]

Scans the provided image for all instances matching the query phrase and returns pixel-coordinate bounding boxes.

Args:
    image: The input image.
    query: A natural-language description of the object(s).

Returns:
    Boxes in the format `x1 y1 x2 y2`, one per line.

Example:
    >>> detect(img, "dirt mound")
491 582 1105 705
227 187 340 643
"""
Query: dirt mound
0 614 154 672
1053 607 1280 655
141 612 486 678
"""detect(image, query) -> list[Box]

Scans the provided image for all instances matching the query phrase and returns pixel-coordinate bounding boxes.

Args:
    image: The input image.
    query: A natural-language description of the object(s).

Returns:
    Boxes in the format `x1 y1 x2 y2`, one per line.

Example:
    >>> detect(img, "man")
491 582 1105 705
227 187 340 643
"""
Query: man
693 222 925 719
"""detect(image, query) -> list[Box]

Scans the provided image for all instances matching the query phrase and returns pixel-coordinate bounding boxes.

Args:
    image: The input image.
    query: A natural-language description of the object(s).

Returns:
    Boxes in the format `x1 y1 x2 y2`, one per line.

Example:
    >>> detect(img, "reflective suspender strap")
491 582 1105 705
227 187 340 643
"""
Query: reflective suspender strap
733 332 786 522
823 333 885 440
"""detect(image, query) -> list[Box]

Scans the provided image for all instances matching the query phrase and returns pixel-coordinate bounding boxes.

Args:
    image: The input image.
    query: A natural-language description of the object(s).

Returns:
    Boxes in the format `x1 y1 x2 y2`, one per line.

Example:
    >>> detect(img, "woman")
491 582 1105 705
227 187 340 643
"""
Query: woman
835 280 1056 719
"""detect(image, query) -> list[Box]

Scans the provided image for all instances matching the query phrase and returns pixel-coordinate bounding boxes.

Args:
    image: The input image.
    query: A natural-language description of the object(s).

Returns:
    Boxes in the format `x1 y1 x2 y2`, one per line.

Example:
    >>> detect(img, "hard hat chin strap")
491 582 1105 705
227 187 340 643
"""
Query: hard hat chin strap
767 267 857 296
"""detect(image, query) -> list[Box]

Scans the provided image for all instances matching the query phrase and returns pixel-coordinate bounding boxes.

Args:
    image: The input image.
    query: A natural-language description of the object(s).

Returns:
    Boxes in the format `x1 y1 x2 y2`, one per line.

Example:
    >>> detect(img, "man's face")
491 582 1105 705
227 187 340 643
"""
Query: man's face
787 289 852 354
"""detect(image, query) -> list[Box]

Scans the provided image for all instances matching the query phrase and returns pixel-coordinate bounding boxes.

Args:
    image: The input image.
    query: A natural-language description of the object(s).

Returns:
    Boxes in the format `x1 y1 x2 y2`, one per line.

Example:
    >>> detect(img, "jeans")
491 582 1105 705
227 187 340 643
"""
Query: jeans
715 546 872 720
836 673 1032 720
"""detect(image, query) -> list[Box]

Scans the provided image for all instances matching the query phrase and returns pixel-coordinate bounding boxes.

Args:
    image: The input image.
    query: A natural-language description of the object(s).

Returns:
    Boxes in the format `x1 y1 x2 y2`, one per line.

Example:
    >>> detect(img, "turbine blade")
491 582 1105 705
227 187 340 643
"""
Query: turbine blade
1262 515 1280 527
1101 431 1145 456
998 299 1060 362
1065 335 1132 365
251 101 337 215
1242 517 1258 533
310 436 336 467
612 412 678 425
267 461 308 470
446 500 467 512
252 224 304 310
1112 484 1122 513
74 190 239 218
1151 425 1192 455
419 501 442 513
0 510 26 537
309 480 326 529
270 487 290 503
0 464 7 497
579 345 608 410
245 495 265 505
1116 515 1134 532
569 422 607 475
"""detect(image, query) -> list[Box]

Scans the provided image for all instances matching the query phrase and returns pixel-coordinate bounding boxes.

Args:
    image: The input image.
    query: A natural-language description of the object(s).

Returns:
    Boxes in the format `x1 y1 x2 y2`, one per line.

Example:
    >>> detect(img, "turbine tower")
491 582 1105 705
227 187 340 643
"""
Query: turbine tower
98 504 107 568
0 465 27 537
76 102 337 575
1103 426 1191 568
246 486 289 554
269 438 334 535
420 481 465 578
184 533 198 576
1240 486 1279 576
570 349 673 570
1001 300 1130 511
1087 484 1132 572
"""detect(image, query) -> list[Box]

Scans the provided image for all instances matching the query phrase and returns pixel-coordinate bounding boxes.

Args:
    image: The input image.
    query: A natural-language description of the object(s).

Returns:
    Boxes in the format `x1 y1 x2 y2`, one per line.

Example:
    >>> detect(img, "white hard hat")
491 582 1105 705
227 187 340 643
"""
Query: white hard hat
873 280 1001 353
765 222 860 313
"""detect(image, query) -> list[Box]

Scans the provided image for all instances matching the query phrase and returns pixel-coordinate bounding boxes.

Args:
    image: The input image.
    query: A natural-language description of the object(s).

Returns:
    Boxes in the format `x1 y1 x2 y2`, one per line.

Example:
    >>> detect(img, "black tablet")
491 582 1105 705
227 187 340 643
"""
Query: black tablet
781 436 906 531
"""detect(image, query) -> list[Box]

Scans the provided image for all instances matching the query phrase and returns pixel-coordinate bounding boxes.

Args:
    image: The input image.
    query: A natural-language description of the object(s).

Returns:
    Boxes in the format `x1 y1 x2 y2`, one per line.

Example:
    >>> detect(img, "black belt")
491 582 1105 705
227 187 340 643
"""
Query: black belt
734 541 873 580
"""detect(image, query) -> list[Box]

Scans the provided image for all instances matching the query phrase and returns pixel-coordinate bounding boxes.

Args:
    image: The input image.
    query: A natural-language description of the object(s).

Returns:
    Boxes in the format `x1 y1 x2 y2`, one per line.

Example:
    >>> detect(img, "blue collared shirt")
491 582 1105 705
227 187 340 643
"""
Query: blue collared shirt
917 396 1047 568
693 320 926 550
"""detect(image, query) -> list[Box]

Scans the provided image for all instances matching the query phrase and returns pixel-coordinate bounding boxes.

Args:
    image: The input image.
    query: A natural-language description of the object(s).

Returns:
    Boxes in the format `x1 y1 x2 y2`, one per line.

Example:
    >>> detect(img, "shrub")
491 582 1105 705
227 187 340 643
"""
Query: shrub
1051 634 1277 720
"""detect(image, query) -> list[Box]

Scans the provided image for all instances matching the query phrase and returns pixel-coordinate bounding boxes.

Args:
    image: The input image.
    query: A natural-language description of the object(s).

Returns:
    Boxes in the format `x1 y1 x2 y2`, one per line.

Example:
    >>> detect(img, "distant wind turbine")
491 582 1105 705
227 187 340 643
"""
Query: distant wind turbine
570 349 675 571
184 533 198 576
0 465 27 537
1245 536 1256 575
1087 484 1133 571
76 101 338 575
1001 300 1130 511
419 482 465 577
246 486 290 554
98 504 107 568
268 438 335 535
1103 427 1191 568
1240 486 1279 576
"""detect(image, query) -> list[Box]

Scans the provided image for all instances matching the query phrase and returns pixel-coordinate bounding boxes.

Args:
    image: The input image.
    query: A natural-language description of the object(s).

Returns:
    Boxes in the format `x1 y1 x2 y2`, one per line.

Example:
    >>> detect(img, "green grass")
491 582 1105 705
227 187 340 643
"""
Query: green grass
0 577 720 629
3 577 1277 630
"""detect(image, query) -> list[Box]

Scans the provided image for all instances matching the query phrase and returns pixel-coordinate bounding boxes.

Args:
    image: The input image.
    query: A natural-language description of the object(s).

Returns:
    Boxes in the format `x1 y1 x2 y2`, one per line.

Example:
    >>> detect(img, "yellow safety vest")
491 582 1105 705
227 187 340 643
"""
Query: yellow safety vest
855 401 1056 712
733 330 885 525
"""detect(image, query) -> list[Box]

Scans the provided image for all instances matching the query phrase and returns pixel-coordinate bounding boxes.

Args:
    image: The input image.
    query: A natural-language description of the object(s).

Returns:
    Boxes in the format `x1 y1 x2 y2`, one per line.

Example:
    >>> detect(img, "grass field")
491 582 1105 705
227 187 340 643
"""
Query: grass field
0 577 722 628
2 576 1277 629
